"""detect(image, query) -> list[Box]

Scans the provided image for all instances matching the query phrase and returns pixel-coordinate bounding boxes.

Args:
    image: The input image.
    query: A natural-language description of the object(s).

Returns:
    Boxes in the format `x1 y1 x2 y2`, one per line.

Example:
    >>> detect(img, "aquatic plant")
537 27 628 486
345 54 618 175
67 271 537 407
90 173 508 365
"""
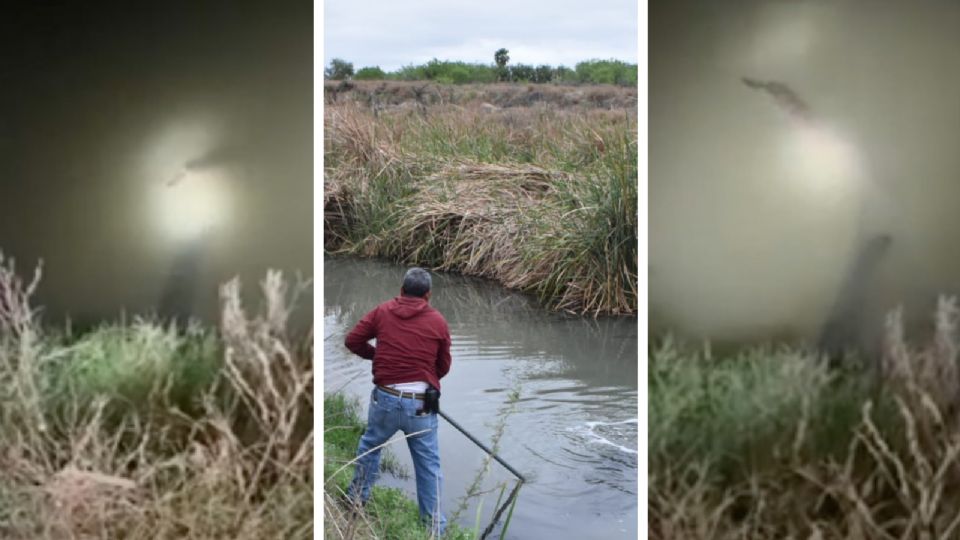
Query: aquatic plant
447 385 522 530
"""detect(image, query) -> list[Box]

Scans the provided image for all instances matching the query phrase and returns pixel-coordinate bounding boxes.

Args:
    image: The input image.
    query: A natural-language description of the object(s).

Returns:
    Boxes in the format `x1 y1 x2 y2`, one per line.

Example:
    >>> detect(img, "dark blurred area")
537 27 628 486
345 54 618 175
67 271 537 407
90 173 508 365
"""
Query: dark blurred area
650 1 960 345
0 1 313 326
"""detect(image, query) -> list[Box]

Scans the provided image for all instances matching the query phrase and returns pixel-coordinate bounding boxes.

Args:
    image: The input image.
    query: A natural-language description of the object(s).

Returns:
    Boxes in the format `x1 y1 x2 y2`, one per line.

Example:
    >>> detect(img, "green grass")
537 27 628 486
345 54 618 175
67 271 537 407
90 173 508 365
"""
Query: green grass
42 320 221 427
649 338 899 485
324 393 475 540
0 257 313 538
650 299 960 538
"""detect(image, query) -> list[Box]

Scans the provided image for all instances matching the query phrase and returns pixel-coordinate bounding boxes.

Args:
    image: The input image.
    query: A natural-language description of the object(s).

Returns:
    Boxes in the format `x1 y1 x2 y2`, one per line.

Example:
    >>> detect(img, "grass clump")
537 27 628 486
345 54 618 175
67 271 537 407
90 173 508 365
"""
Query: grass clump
43 321 220 427
324 89 637 316
0 252 313 539
651 298 960 539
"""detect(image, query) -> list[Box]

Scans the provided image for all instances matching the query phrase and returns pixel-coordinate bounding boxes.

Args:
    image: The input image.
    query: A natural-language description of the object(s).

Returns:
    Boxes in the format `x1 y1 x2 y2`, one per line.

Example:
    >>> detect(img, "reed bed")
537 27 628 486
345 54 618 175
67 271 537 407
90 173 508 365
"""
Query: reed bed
651 298 960 539
324 90 638 316
0 252 313 539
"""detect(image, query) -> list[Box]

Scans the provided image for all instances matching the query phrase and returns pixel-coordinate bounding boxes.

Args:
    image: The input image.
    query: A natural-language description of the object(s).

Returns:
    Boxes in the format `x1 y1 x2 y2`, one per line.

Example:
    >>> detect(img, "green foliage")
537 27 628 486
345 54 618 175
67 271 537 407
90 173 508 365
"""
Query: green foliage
326 58 355 80
495 48 510 82
44 320 221 425
346 55 636 86
533 65 553 83
393 63 429 81
354 66 387 80
508 64 535 82
494 48 509 68
553 66 576 83
573 59 638 86
648 338 896 484
404 59 497 84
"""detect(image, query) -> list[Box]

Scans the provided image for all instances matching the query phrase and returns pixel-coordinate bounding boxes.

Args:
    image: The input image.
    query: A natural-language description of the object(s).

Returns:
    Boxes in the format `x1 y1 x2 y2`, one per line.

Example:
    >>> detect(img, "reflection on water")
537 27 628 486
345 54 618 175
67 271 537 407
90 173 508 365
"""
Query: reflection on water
324 256 639 539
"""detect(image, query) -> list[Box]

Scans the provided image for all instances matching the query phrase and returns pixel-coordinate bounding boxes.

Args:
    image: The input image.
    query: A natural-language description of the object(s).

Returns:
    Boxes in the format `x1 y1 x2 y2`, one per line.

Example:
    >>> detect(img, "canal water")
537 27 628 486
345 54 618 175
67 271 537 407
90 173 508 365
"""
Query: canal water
324 257 639 539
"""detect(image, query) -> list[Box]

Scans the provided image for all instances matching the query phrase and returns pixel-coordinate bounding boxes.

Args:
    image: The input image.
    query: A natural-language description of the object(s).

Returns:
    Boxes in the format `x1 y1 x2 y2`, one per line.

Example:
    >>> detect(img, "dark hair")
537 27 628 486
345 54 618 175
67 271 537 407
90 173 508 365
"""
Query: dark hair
401 267 432 297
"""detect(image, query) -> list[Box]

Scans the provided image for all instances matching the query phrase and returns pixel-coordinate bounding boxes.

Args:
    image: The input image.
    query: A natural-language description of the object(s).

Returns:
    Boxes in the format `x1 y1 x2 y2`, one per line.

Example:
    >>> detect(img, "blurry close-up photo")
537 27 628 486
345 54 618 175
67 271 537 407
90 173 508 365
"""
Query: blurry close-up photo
651 1 960 538
0 2 313 538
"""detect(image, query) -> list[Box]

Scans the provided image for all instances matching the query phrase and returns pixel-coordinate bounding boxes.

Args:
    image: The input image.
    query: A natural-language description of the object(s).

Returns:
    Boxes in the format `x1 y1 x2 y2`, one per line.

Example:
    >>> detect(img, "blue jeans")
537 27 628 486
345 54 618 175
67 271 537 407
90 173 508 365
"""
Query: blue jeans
349 387 446 536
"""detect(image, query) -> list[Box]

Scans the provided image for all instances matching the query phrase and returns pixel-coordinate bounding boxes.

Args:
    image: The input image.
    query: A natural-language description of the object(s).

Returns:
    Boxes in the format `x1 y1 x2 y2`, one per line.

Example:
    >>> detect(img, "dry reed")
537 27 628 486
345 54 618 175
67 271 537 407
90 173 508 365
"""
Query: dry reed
0 252 313 539
650 298 960 539
324 93 638 316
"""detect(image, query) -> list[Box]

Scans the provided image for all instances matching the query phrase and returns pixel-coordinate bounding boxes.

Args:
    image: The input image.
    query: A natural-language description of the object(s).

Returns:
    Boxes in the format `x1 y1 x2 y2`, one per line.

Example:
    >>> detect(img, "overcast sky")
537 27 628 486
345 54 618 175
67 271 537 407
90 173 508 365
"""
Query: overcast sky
323 0 638 72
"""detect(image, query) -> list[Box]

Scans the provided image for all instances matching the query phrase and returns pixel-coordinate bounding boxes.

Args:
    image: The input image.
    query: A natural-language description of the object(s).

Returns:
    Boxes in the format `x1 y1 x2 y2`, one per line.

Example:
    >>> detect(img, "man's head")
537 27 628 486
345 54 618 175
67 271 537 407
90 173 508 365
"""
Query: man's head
401 267 432 300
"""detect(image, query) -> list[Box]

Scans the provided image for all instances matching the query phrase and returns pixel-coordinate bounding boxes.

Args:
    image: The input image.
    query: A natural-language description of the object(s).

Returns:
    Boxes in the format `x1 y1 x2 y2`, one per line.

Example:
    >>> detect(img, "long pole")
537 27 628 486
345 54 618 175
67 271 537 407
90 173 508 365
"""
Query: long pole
438 409 526 483
437 408 525 539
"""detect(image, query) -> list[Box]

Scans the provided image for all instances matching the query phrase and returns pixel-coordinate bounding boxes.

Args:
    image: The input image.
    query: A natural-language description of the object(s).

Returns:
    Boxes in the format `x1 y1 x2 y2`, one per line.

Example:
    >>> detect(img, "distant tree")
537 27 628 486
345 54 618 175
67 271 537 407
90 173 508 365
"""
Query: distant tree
509 63 535 82
554 66 575 83
354 66 386 80
494 48 510 68
533 64 553 83
395 63 428 81
494 48 510 81
423 58 443 80
574 59 637 86
325 58 354 80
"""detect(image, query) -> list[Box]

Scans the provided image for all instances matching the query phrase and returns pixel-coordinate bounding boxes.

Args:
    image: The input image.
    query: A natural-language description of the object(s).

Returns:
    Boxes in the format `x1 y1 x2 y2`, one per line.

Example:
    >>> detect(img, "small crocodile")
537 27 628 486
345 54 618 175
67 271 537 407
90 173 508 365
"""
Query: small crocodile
166 146 246 186
741 77 813 122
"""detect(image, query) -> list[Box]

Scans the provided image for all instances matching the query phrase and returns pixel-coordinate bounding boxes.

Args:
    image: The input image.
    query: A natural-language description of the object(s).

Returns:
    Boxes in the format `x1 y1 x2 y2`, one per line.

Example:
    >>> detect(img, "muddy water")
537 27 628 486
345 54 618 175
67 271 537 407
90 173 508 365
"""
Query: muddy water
324 257 639 539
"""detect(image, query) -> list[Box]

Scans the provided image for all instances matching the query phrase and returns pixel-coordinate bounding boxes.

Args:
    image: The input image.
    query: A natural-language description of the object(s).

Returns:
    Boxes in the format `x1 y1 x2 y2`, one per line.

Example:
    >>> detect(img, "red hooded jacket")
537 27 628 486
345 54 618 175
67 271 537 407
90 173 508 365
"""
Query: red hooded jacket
344 296 452 391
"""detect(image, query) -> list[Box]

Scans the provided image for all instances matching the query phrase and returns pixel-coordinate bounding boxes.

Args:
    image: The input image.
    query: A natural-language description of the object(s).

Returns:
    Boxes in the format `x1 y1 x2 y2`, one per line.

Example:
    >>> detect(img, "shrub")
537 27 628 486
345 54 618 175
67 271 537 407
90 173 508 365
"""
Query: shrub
326 58 354 80
574 59 638 86
533 65 553 83
354 66 386 80
509 64 535 82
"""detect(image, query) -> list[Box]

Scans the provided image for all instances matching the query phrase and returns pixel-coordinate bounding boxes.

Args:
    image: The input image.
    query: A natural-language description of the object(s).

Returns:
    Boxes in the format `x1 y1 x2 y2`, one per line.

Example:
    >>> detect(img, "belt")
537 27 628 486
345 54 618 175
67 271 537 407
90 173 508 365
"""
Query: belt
377 385 426 400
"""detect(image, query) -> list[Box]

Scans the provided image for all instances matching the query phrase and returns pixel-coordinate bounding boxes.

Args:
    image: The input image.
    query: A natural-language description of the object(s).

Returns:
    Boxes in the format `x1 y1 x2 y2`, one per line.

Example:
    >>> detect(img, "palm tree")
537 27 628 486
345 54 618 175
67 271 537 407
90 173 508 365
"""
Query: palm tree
494 48 509 81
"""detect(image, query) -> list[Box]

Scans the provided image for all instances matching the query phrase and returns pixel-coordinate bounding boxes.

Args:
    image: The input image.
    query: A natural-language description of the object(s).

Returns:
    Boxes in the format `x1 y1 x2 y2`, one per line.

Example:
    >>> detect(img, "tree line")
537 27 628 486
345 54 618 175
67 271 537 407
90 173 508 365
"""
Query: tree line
325 49 637 86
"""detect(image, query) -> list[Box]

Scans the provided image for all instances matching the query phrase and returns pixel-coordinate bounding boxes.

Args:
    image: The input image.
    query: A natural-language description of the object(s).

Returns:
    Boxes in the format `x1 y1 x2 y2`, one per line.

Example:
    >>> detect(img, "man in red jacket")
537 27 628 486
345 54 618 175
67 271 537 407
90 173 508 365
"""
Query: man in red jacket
344 267 451 536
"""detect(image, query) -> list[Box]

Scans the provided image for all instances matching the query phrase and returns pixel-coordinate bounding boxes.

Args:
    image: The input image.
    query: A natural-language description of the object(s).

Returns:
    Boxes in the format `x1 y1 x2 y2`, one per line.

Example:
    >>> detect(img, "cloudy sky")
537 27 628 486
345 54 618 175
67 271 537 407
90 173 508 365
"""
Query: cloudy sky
323 0 638 72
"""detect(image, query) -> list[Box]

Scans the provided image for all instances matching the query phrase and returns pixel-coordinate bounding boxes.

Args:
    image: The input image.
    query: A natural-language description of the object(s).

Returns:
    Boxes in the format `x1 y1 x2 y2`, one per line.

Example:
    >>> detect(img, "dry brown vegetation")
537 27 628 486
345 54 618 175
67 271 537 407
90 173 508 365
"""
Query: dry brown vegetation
0 253 313 538
324 80 638 111
324 84 638 316
650 298 960 539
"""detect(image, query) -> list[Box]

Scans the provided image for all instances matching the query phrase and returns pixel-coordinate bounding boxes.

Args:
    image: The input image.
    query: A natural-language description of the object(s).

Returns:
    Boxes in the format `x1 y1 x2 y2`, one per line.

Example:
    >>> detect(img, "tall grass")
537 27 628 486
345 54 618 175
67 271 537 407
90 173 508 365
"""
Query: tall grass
0 252 313 538
324 89 638 316
651 298 960 539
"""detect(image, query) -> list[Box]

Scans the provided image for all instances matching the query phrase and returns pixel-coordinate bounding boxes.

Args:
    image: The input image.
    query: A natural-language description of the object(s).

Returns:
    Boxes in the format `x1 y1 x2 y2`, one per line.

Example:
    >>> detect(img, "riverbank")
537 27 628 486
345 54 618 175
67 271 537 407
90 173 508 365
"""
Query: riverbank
650 298 960 538
323 83 638 316
323 393 475 540
0 257 312 538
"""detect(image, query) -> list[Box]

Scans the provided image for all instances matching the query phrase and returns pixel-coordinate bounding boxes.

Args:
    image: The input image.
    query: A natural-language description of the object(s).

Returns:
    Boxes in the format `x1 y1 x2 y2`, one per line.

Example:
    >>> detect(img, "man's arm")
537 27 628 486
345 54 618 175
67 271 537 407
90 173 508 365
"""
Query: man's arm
345 307 378 360
436 324 452 379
